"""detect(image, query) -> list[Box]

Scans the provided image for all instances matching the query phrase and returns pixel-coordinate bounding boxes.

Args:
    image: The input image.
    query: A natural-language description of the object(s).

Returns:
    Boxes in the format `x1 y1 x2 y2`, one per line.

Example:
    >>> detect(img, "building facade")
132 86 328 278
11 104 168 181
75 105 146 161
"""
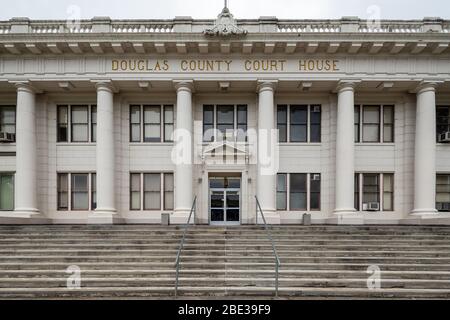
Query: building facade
1 7 450 225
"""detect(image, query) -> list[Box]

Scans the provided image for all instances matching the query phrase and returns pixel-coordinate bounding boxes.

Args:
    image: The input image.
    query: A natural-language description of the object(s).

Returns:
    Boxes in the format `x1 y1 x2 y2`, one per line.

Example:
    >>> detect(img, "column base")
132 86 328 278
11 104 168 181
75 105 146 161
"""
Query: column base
171 209 193 225
89 209 123 224
13 208 40 218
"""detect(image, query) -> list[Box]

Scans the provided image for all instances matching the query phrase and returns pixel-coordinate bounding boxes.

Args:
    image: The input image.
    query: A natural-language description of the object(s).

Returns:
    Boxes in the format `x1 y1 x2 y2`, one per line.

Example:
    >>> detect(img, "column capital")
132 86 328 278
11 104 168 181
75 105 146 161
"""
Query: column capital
9 81 39 94
335 80 361 93
173 80 194 93
256 80 278 93
414 80 444 94
91 80 117 93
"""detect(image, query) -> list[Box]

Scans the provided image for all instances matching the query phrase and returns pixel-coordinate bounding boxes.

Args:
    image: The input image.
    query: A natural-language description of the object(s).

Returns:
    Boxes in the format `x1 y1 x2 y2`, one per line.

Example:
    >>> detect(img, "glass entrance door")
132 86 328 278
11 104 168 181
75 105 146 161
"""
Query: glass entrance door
210 189 240 225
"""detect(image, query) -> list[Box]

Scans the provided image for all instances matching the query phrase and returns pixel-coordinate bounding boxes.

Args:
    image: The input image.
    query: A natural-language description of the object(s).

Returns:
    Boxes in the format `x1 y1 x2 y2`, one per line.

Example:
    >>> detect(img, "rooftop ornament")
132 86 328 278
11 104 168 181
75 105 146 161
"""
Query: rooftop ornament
204 0 247 37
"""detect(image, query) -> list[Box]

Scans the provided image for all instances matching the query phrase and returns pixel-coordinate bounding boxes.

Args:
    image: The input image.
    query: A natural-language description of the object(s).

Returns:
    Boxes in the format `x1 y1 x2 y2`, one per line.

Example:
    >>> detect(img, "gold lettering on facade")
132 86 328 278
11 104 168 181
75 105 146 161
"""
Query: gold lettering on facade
298 59 339 72
112 59 169 71
180 60 232 72
244 60 286 71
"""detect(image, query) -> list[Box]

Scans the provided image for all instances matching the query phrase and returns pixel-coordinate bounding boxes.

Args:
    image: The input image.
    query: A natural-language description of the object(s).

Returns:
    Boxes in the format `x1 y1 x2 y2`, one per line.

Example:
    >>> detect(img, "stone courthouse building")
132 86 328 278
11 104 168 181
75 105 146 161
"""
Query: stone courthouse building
1 5 450 226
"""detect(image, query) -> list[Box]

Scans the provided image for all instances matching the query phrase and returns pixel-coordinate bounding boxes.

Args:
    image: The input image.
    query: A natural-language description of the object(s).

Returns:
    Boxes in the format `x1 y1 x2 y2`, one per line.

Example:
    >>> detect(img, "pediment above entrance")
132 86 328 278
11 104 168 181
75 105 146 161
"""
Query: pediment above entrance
200 141 250 165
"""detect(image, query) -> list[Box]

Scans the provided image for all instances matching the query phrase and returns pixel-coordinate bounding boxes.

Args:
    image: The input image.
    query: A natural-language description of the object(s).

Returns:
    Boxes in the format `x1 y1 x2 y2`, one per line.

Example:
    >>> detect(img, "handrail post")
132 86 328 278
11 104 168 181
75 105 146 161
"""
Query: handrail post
255 196 281 297
174 197 197 298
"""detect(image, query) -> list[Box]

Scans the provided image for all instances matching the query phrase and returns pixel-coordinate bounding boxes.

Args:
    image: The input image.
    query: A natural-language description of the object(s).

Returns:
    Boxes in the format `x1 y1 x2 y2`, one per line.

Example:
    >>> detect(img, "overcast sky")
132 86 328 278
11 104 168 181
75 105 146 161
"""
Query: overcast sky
0 0 449 20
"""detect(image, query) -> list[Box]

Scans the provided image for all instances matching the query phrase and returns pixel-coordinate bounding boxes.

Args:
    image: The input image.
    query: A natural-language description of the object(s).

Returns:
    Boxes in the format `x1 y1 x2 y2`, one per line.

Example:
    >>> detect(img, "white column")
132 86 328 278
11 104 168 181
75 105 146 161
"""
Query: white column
94 82 116 217
14 83 39 216
334 82 357 215
256 81 278 222
411 83 438 215
172 81 194 222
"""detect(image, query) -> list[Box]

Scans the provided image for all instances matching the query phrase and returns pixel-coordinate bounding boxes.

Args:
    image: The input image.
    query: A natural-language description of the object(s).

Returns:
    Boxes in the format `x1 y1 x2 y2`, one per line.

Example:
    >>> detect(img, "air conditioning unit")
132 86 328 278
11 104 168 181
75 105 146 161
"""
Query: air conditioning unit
312 106 321 113
0 132 15 143
363 202 380 211
312 174 321 181
438 131 450 143
436 202 450 212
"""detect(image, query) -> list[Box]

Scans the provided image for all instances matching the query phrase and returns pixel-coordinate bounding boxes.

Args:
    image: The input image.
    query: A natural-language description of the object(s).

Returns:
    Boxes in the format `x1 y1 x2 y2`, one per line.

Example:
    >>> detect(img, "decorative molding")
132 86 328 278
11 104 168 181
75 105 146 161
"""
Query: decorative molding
204 3 247 37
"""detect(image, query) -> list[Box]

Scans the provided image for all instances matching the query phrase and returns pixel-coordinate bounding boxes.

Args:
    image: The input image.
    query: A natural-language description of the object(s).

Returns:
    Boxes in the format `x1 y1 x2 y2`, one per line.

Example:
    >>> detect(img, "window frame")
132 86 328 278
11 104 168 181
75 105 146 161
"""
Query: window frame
202 104 248 143
129 104 174 143
129 172 174 211
354 104 395 144
57 172 96 211
436 174 450 212
0 172 14 211
0 105 17 142
354 172 394 212
57 104 96 143
276 104 322 143
436 106 450 142
276 173 321 212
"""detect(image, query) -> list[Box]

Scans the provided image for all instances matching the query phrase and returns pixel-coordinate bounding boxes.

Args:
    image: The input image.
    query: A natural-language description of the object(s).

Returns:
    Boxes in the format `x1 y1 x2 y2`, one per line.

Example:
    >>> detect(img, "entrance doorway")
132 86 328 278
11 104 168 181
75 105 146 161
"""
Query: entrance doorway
209 175 241 225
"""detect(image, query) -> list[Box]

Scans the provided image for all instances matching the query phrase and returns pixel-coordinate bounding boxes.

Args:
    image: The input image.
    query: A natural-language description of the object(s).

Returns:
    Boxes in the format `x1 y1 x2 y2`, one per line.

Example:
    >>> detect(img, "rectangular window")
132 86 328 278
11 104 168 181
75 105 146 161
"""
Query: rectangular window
144 173 161 210
277 105 288 143
57 173 69 211
383 173 394 211
71 106 89 142
355 105 394 143
217 105 234 140
290 105 308 142
91 173 97 210
130 105 141 142
354 106 360 143
362 106 380 143
71 173 89 210
130 173 141 210
0 106 16 142
203 105 214 142
276 173 287 210
57 106 68 142
290 173 307 210
0 173 14 211
383 106 394 143
163 105 174 142
144 106 161 142
310 105 321 143
310 174 321 210
436 174 450 212
355 173 394 212
237 105 248 142
164 173 174 210
437 106 450 141
91 106 97 143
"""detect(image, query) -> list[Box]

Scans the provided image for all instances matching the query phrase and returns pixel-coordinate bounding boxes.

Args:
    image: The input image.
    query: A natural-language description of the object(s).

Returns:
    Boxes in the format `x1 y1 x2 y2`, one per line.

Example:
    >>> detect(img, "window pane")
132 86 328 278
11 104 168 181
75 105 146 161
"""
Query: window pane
71 106 89 142
164 173 174 210
131 192 141 210
72 124 88 142
91 173 96 210
383 106 394 124
290 105 307 124
144 124 161 142
217 106 234 124
277 174 287 192
363 106 380 123
72 193 89 210
144 106 161 123
203 105 214 124
290 125 307 142
277 105 287 123
237 105 247 124
57 173 68 210
278 124 287 142
131 124 140 142
72 174 88 191
144 174 161 192
383 125 393 143
363 125 379 142
164 106 174 123
71 106 88 123
362 174 380 206
354 106 360 143
71 173 89 210
144 192 161 210
164 124 174 142
290 174 307 193
310 125 321 143
0 174 14 210
290 193 307 210
277 174 287 211
91 106 97 143
130 105 141 123
57 106 68 142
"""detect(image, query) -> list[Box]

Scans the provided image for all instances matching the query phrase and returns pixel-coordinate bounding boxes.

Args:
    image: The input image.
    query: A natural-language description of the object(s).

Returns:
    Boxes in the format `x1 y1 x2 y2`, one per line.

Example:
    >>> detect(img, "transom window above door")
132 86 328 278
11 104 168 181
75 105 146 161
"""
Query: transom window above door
277 104 321 143
130 104 174 143
203 105 248 142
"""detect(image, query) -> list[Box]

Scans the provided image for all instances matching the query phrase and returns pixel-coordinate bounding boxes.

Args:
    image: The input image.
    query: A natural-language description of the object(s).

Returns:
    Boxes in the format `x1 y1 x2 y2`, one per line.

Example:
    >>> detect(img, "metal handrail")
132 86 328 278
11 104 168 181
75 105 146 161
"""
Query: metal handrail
174 197 197 297
255 196 281 297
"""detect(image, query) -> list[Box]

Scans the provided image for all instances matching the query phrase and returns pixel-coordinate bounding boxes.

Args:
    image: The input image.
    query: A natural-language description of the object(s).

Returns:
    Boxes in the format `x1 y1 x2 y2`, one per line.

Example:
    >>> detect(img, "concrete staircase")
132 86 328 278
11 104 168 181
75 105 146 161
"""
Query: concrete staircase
0 225 450 299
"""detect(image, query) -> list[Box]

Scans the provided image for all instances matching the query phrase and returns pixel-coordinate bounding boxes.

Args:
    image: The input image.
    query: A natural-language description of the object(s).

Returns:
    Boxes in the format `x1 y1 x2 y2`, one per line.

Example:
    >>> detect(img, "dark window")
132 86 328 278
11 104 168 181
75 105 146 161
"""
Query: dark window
290 105 308 142
163 106 174 142
237 105 248 142
436 174 450 212
290 173 307 210
362 106 380 143
71 106 89 142
362 174 380 206
164 173 174 210
354 174 360 211
91 173 97 210
57 173 68 211
310 105 321 143
57 106 68 142
277 105 288 143
354 106 360 143
71 173 89 210
383 106 394 143
203 105 215 142
383 173 393 211
0 106 16 141
130 173 141 210
0 173 14 211
276 173 287 210
91 106 97 143
216 105 234 140
310 174 321 210
437 106 450 141
130 105 141 142
143 105 161 142
144 173 161 210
